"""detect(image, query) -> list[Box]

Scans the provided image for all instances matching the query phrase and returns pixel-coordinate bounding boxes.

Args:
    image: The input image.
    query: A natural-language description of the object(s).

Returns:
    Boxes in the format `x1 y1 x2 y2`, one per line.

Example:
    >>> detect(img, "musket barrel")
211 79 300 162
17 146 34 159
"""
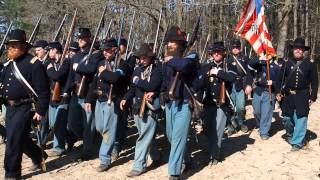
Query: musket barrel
28 14 43 44
0 22 13 57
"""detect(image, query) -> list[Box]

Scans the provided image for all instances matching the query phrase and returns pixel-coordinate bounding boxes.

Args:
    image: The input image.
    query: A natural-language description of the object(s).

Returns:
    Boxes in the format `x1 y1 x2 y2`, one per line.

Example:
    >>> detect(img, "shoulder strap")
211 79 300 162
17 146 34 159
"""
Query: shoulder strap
11 61 38 97
232 55 247 75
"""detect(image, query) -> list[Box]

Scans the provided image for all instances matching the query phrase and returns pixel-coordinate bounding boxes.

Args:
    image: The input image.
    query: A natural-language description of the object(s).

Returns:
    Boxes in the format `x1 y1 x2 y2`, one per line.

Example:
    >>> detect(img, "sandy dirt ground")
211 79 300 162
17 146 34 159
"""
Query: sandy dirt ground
0 95 320 180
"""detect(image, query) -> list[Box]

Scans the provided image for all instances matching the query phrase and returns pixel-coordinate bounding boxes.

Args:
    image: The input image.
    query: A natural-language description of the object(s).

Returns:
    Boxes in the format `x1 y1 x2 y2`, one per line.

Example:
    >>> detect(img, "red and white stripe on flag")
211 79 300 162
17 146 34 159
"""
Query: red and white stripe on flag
234 0 276 58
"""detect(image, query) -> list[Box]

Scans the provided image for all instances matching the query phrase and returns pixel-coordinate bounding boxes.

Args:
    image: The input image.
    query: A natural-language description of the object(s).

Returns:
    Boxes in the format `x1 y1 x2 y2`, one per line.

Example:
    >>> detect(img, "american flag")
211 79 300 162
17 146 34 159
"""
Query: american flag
235 0 276 58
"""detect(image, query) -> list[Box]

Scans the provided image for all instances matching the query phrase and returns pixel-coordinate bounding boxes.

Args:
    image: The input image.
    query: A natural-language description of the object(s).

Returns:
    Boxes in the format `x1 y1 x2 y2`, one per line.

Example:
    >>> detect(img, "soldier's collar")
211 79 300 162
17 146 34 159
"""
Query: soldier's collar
81 46 90 54
212 60 223 66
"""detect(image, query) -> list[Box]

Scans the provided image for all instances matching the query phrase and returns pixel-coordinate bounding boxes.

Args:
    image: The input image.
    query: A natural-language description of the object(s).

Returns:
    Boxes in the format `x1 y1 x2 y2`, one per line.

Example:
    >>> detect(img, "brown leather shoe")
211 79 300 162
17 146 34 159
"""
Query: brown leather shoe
126 169 145 177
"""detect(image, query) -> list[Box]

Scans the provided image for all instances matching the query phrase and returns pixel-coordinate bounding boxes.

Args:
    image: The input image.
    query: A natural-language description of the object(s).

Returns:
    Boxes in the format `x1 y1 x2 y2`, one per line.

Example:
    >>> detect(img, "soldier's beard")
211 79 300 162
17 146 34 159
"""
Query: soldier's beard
8 48 26 60
166 46 184 57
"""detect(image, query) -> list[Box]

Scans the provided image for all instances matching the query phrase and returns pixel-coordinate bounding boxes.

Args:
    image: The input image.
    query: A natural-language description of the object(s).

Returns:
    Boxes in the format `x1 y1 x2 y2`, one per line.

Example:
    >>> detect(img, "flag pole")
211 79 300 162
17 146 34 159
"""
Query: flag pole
262 0 273 102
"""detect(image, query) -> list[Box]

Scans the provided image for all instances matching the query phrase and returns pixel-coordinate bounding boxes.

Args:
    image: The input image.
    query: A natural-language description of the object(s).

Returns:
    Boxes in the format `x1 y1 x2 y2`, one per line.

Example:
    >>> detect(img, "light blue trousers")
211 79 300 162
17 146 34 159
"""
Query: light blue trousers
165 101 191 176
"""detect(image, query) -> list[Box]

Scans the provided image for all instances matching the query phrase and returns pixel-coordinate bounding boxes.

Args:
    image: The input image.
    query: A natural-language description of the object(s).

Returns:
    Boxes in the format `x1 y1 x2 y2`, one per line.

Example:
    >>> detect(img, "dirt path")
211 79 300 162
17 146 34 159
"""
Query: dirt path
1 97 320 180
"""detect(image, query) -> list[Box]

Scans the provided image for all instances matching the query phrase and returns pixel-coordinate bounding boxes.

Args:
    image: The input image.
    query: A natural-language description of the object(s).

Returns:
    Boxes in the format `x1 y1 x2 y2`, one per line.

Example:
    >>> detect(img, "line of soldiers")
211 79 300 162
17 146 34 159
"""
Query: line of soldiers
0 25 318 180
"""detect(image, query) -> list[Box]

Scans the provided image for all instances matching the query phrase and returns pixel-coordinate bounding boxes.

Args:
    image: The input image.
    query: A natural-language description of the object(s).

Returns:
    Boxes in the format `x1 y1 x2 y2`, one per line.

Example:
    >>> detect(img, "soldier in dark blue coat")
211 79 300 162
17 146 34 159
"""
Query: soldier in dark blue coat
277 37 318 151
1 29 50 179
226 39 252 134
63 28 104 161
111 37 137 161
33 40 50 147
248 54 280 140
160 26 199 180
120 43 162 177
198 42 237 165
84 38 135 172
45 42 70 156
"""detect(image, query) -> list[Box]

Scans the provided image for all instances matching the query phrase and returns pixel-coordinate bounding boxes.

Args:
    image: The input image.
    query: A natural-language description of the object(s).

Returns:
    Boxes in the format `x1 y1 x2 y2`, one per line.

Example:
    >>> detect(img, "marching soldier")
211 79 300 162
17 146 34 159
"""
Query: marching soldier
277 37 318 151
67 41 79 58
64 28 103 161
33 40 48 63
120 43 162 177
45 42 70 156
226 39 252 134
33 40 51 148
160 26 199 180
84 38 135 172
248 54 280 140
112 37 131 160
199 42 237 165
1 29 50 179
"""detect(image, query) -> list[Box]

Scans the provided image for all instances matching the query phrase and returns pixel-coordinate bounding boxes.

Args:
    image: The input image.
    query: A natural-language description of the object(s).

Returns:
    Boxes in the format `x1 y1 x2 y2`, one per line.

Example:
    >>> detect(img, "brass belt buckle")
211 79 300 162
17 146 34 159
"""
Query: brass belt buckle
7 100 15 106
289 90 296 95
96 90 103 96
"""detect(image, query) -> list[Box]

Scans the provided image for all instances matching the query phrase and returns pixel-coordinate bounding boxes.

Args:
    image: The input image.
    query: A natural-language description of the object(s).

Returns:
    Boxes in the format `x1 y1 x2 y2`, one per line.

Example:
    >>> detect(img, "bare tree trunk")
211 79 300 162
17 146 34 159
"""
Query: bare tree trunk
218 3 223 41
300 0 306 37
176 0 183 28
276 0 292 58
293 0 298 39
305 0 310 45
311 25 317 60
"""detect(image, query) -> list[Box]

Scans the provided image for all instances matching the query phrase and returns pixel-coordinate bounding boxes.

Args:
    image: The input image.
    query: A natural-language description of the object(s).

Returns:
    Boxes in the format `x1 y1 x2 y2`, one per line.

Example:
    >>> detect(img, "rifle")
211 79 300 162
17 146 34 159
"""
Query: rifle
53 14 68 42
51 9 77 102
124 11 136 60
0 22 13 58
157 26 169 60
76 1 109 98
28 15 43 44
218 58 226 106
168 14 201 100
279 44 289 96
106 7 126 105
139 8 163 118
103 20 113 39
200 33 211 64
43 14 68 64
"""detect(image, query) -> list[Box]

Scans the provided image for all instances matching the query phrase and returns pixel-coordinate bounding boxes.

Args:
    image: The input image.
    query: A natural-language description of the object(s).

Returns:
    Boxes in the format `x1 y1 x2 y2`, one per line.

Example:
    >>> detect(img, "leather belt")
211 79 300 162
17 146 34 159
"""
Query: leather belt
6 98 33 107
288 89 308 95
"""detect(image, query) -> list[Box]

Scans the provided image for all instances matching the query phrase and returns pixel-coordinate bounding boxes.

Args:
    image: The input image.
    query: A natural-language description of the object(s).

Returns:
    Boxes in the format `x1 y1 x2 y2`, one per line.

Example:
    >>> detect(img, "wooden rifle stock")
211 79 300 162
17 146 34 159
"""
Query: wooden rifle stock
218 81 226 106
169 72 179 100
76 76 88 98
51 82 62 102
139 93 147 118
218 58 226 106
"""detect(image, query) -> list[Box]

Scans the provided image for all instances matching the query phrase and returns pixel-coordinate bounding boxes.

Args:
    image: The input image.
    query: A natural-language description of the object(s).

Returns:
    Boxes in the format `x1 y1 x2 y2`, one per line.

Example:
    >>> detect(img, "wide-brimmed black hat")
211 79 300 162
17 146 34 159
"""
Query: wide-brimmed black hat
230 39 241 48
33 40 48 49
290 37 310 50
5 29 31 46
47 41 63 53
77 28 91 38
208 41 226 53
101 38 118 50
134 43 155 58
164 26 187 43
69 41 79 52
